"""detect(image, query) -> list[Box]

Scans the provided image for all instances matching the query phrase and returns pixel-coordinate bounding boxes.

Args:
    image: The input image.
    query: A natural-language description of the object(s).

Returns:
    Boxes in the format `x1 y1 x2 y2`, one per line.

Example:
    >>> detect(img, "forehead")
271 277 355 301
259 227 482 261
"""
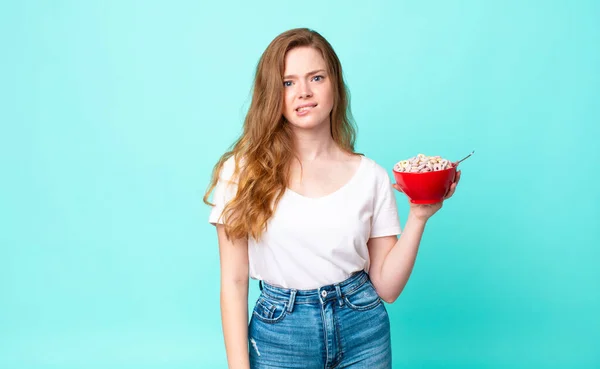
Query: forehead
283 46 327 74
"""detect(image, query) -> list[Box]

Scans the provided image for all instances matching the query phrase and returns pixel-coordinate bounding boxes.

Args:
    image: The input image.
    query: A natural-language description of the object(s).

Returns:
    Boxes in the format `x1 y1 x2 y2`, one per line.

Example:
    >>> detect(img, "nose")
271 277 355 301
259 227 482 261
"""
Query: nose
298 80 313 99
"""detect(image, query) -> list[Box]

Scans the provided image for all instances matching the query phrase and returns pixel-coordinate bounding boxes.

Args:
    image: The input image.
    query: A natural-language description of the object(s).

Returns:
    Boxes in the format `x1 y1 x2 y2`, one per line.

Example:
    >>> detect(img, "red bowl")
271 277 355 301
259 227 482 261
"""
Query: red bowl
392 164 457 204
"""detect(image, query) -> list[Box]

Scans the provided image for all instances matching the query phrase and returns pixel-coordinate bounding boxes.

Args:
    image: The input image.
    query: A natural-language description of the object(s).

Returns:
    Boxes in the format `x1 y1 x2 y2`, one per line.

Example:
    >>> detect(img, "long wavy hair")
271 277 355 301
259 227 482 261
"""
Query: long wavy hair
204 28 359 241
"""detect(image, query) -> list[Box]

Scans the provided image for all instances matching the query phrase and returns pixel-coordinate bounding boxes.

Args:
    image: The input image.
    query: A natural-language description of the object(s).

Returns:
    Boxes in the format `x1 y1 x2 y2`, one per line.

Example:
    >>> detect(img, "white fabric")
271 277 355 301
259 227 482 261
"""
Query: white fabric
208 155 402 290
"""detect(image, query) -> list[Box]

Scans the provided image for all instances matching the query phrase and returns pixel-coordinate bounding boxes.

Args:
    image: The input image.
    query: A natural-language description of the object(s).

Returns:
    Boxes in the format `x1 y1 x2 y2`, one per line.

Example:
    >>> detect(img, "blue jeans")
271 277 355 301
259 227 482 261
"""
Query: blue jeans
248 271 392 368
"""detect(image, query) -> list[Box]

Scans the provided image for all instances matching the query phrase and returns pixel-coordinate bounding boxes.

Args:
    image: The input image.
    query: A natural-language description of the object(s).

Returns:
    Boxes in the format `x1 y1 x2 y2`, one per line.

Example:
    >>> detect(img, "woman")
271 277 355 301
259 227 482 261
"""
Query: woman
204 28 460 369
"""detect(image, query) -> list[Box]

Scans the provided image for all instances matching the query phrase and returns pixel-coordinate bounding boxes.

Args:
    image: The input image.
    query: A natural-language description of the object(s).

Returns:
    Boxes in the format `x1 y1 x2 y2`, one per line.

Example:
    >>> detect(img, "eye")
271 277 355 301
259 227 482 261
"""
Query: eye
283 81 293 87
313 75 325 82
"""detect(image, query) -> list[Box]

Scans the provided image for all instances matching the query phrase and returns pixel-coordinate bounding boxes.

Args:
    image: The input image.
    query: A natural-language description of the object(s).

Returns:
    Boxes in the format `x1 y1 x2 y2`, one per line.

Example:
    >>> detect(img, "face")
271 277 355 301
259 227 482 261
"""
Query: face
282 46 334 131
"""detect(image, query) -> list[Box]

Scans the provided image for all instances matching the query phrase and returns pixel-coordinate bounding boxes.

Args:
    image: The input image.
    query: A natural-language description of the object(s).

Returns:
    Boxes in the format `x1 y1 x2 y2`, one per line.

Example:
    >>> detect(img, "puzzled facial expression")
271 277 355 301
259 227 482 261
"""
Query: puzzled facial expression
281 46 334 130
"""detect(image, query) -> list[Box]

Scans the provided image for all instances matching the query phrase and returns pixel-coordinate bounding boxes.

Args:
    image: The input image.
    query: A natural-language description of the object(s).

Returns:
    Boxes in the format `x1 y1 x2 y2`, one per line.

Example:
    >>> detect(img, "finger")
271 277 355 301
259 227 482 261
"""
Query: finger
393 184 404 193
444 183 456 199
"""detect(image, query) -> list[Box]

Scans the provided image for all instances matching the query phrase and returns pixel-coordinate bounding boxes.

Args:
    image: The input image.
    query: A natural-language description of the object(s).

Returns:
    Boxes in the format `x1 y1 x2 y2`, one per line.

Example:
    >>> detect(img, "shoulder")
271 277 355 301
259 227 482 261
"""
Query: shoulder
359 155 393 185
217 155 242 183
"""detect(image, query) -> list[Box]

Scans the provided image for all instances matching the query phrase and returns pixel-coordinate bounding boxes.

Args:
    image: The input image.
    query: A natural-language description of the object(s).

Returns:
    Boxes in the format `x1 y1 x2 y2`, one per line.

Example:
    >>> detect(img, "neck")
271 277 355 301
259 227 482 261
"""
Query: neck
291 121 337 161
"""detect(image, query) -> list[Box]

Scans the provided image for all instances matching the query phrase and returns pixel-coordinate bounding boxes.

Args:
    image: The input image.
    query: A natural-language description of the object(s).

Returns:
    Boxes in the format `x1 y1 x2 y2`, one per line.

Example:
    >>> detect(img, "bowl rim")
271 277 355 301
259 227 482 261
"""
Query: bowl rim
392 164 457 175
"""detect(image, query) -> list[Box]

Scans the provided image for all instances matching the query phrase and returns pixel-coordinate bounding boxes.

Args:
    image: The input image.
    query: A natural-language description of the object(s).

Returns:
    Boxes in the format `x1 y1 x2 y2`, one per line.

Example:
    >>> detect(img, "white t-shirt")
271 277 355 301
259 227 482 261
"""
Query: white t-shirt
208 154 402 290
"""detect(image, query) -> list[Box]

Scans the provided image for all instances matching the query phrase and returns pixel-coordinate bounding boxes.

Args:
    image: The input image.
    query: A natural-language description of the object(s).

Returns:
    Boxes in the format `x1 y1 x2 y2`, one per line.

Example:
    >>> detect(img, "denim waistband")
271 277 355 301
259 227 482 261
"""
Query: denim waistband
259 270 370 306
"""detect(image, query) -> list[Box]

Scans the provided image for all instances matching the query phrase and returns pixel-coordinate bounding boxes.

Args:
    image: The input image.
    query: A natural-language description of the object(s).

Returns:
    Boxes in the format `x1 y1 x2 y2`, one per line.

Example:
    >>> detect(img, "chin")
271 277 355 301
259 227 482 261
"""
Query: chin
286 113 330 130
289 119 327 130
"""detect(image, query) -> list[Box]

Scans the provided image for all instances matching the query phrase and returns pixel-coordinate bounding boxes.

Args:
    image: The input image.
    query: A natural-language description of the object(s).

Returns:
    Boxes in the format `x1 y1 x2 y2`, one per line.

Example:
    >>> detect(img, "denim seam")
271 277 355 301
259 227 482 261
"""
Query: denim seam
260 272 370 305
341 276 368 296
333 305 344 366
262 294 337 306
343 295 382 311
261 292 290 303
320 305 329 366
252 303 288 324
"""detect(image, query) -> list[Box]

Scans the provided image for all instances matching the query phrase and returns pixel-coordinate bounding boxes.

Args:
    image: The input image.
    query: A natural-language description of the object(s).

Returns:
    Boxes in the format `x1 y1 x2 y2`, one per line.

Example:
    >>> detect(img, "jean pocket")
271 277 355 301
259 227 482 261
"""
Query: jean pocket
252 296 288 324
343 280 382 311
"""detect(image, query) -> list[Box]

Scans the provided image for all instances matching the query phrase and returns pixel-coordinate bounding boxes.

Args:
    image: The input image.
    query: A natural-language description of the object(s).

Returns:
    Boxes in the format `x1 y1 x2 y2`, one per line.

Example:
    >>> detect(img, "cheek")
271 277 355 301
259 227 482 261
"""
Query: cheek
284 91 294 111
283 96 298 121
323 87 335 108
323 84 334 102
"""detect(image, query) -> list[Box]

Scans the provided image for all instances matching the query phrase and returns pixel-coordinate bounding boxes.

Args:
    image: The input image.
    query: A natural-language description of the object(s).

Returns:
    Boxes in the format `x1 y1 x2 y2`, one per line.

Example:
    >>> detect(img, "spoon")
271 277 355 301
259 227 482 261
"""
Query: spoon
454 150 475 166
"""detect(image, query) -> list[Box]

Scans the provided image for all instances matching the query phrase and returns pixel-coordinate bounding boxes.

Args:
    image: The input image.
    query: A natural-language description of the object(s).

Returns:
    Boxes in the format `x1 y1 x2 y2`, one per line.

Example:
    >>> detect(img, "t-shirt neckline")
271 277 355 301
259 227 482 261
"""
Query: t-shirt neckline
285 155 365 201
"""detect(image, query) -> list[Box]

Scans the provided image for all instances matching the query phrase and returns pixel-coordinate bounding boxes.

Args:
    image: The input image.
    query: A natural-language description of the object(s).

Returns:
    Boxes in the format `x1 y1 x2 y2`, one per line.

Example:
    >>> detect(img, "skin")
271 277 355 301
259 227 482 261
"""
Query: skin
281 46 361 196
217 45 460 369
281 46 334 134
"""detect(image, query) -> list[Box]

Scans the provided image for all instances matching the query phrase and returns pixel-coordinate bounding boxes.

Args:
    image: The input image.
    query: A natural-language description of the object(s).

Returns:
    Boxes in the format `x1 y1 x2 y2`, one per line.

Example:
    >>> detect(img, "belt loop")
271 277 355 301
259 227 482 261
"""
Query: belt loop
259 280 263 291
287 289 297 313
335 284 344 307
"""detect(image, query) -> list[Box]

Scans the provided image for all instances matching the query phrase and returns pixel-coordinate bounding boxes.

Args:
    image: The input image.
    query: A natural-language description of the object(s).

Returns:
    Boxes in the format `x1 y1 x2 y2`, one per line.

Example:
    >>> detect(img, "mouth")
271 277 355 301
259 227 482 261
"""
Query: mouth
295 103 317 112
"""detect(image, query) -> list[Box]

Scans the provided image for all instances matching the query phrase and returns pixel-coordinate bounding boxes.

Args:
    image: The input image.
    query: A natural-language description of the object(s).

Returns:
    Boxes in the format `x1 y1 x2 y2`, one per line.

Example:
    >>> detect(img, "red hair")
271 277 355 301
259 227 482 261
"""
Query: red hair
204 28 359 240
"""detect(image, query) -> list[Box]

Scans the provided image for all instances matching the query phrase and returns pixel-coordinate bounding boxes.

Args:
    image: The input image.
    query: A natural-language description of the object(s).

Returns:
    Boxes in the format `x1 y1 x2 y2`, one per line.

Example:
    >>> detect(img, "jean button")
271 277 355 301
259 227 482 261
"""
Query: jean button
321 290 327 298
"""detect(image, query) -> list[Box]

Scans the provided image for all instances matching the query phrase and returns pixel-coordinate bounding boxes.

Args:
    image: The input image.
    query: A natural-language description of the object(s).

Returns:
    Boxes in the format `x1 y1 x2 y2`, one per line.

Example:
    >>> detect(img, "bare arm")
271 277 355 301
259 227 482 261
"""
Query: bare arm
368 174 460 303
216 224 250 369
367 212 426 303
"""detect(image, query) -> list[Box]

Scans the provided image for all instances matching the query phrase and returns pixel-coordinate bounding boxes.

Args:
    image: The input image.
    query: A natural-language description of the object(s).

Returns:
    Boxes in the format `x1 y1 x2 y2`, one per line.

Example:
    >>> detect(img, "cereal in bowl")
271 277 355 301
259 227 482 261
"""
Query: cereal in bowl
394 153 453 173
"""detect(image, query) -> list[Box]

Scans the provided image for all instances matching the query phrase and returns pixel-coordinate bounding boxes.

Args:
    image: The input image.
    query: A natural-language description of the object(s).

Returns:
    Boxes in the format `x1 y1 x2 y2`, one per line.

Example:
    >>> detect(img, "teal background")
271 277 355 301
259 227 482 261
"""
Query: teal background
1 0 598 368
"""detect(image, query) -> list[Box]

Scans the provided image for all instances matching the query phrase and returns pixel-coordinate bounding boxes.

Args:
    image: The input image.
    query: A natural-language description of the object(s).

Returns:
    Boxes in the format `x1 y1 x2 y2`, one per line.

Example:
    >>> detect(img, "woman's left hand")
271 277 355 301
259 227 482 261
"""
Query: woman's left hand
393 170 461 222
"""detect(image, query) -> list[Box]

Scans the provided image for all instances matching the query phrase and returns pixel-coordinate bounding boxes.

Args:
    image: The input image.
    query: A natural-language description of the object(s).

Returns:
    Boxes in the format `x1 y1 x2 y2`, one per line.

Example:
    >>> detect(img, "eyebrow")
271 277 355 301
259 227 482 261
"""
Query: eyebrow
283 69 327 80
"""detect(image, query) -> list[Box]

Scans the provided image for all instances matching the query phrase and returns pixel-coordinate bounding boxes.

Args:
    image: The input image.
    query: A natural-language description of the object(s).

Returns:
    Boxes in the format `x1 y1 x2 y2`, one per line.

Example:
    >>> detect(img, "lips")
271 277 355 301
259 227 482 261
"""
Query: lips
295 103 317 112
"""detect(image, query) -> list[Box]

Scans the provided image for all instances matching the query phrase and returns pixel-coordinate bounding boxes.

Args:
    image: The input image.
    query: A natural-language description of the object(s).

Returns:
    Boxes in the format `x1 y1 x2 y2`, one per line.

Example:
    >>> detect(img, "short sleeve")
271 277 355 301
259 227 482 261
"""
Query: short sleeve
370 169 402 238
208 156 239 226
